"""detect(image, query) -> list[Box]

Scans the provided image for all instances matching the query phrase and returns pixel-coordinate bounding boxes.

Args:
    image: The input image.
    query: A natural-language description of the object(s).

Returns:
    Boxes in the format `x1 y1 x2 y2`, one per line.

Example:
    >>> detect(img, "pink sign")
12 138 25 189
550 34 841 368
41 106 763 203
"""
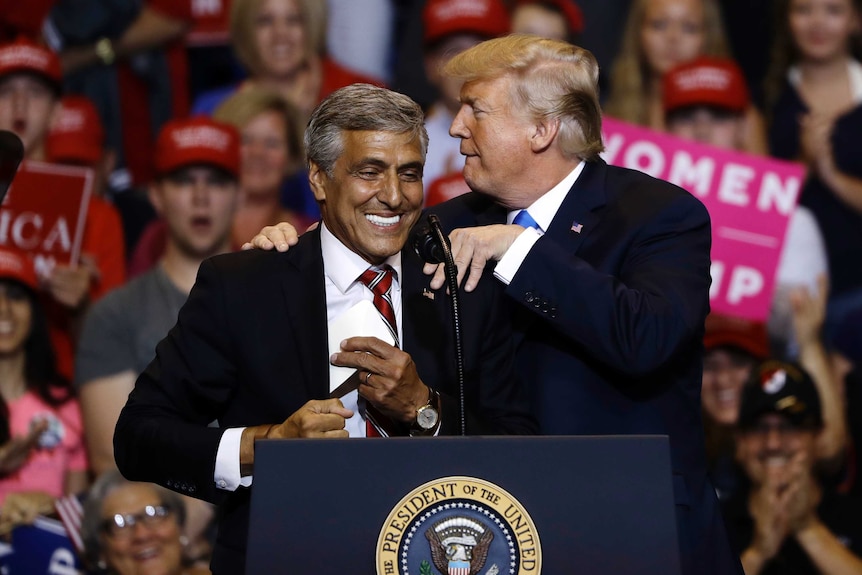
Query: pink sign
601 117 806 321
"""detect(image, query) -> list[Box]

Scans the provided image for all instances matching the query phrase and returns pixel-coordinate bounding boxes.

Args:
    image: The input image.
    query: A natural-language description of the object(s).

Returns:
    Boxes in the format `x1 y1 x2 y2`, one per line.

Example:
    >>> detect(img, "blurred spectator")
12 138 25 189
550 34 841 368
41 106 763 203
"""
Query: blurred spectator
724 360 862 575
701 277 848 502
606 0 730 129
0 40 126 382
192 0 380 120
420 0 510 196
661 57 829 358
0 37 62 162
511 0 585 43
80 471 210 575
76 116 238 475
0 247 88 535
214 87 312 245
765 0 862 343
46 95 157 261
701 315 771 501
605 0 766 154
45 0 193 187
74 117 239 563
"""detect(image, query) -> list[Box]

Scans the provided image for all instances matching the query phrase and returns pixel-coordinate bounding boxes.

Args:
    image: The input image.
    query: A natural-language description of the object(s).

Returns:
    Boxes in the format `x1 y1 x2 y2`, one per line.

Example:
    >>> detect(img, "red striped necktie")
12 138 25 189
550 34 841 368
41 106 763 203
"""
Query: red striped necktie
358 265 399 437
358 266 399 348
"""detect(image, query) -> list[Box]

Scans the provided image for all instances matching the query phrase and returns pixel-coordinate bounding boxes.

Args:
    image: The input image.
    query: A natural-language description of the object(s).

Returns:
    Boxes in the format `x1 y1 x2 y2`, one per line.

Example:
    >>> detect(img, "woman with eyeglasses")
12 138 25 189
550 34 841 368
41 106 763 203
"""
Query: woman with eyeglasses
81 470 209 575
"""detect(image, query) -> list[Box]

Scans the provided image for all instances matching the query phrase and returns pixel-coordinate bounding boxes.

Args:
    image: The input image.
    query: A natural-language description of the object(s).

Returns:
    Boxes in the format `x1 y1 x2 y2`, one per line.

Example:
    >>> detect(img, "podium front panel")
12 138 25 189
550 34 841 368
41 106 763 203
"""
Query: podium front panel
247 435 680 575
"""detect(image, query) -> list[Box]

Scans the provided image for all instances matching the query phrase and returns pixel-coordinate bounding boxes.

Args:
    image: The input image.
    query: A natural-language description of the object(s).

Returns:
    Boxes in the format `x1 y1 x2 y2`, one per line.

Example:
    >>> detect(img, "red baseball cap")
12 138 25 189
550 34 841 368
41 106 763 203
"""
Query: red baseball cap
423 0 510 47
46 95 105 166
703 313 769 360
0 247 38 292
514 0 584 33
154 116 240 179
0 36 61 92
663 57 749 114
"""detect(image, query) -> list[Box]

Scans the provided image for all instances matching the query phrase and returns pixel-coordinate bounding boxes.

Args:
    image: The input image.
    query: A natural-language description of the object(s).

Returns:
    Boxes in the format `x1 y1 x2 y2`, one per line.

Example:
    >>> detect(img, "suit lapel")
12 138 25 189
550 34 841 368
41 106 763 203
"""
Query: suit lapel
544 159 607 253
400 245 446 380
279 229 330 400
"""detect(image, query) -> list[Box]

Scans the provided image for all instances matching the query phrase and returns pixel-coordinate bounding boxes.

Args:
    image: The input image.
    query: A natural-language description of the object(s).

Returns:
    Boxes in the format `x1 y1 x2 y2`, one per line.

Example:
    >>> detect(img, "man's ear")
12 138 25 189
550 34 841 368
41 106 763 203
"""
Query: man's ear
147 182 164 216
308 161 328 203
530 117 560 153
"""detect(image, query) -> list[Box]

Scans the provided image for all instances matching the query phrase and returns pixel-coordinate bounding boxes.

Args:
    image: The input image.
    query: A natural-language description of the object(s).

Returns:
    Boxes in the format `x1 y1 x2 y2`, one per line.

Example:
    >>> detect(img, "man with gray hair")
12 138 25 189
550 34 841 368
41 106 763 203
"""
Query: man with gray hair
113 83 535 575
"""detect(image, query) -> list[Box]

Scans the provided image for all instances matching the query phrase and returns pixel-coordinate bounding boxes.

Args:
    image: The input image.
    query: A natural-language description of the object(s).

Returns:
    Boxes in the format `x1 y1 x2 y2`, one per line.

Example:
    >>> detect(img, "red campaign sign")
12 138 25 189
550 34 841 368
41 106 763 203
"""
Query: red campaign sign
1 161 93 278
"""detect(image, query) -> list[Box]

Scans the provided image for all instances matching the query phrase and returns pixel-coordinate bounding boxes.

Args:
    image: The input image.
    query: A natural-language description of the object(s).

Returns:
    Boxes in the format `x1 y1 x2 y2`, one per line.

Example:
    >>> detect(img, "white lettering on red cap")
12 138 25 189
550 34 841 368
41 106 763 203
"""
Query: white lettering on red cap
674 67 731 93
431 0 493 21
0 252 25 274
0 46 52 73
171 126 231 151
54 109 86 133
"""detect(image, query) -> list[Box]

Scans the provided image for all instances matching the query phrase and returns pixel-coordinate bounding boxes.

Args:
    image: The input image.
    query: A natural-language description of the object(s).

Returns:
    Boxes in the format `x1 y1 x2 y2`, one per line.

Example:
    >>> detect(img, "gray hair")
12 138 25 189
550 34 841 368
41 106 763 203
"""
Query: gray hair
304 83 428 176
80 471 187 570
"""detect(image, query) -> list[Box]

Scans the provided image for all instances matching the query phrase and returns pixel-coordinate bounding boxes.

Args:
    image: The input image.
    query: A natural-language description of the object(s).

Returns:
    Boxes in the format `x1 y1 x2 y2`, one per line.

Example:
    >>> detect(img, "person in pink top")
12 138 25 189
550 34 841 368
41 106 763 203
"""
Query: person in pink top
0 247 88 534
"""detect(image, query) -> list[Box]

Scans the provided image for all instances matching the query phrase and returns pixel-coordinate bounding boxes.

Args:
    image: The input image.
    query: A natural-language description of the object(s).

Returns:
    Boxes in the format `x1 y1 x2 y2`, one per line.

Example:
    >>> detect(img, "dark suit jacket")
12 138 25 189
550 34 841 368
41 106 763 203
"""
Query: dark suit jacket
113 228 535 574
430 159 742 575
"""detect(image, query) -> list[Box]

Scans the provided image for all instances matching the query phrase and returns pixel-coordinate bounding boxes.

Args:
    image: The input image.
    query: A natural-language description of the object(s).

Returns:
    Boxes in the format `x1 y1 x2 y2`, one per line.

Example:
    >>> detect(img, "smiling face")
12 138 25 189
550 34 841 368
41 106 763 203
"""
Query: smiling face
701 347 758 425
99 483 183 575
789 0 861 63
253 0 307 79
240 109 292 197
736 413 818 486
0 281 31 357
640 0 706 76
449 75 538 209
310 130 424 265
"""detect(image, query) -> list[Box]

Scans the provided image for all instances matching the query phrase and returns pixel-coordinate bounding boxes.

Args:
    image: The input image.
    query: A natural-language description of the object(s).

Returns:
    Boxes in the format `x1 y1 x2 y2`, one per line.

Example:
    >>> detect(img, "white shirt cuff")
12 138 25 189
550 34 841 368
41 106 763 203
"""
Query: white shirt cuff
215 427 253 490
493 228 542 285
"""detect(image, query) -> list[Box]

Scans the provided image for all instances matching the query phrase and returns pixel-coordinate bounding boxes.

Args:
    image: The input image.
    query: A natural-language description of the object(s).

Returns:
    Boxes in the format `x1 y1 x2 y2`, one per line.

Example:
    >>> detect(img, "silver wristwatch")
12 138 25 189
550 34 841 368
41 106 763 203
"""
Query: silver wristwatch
411 388 440 435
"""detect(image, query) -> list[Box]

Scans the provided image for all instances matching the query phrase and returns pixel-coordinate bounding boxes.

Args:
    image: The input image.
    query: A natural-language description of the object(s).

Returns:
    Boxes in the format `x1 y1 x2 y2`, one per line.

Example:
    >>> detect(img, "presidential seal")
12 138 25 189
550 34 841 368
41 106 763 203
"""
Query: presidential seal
376 476 541 575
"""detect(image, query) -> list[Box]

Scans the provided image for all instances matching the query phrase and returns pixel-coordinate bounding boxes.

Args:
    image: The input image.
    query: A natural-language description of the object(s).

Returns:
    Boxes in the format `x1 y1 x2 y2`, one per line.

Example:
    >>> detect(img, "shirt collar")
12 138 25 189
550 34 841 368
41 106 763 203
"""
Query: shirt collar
507 162 585 230
320 222 402 294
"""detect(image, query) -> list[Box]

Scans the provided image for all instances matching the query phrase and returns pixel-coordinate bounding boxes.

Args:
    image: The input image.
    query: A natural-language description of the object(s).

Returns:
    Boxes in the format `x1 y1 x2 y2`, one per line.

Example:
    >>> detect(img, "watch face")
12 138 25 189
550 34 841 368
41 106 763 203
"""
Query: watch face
417 406 439 430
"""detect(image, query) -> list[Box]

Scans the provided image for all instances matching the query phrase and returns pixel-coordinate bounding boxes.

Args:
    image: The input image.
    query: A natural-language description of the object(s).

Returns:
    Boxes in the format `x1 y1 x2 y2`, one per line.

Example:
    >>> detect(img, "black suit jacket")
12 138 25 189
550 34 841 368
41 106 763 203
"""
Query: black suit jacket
114 228 535 574
430 159 743 575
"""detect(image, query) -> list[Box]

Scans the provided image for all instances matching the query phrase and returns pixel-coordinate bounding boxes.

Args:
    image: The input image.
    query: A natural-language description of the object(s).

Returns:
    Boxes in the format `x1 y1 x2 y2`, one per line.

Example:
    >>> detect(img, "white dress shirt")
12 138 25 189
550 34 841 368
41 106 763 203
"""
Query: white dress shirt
213 223 403 491
494 162 586 284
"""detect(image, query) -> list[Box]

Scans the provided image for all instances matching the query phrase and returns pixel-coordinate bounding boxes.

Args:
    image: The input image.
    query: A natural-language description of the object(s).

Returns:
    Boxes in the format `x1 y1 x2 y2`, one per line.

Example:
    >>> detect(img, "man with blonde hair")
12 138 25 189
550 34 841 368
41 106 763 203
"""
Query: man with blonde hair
425 33 740 575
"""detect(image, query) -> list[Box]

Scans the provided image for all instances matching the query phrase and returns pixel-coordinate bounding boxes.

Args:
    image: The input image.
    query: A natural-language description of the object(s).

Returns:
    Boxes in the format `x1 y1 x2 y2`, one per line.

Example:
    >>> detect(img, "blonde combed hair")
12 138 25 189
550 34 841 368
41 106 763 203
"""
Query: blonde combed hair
230 0 328 77
444 34 604 162
605 0 730 125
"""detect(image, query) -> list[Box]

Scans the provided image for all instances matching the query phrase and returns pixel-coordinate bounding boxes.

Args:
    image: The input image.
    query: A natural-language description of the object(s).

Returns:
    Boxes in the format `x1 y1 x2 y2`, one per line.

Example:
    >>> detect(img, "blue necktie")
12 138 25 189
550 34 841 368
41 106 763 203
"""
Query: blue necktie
513 209 540 231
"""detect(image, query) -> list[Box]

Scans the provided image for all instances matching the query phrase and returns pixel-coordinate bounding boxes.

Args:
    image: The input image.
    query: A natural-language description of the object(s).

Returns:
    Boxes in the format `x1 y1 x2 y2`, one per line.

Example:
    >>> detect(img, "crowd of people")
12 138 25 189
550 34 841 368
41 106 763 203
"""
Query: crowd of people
0 0 860 574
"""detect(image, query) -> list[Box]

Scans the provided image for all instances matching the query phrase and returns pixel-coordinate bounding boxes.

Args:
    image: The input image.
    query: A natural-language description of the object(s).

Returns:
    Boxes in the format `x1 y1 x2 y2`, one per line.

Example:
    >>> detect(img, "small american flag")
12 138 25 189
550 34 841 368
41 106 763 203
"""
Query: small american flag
55 494 85 553
571 221 583 233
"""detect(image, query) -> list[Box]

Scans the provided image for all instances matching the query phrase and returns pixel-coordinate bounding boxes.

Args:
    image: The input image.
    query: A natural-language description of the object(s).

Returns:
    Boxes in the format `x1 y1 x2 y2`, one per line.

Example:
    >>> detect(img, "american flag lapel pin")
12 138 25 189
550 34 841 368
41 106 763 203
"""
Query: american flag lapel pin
422 287 435 300
571 220 583 234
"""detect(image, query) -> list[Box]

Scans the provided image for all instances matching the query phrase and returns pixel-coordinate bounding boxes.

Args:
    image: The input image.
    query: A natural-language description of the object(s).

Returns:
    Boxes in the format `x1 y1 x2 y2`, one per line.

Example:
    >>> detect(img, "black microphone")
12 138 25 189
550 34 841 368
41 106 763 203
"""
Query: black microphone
413 224 445 264
412 214 467 436
0 131 24 205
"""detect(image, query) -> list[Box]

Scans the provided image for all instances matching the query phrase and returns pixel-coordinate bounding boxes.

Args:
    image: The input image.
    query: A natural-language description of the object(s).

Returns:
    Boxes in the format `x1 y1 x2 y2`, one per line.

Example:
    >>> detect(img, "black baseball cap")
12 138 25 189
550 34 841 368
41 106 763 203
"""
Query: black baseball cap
738 360 823 430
